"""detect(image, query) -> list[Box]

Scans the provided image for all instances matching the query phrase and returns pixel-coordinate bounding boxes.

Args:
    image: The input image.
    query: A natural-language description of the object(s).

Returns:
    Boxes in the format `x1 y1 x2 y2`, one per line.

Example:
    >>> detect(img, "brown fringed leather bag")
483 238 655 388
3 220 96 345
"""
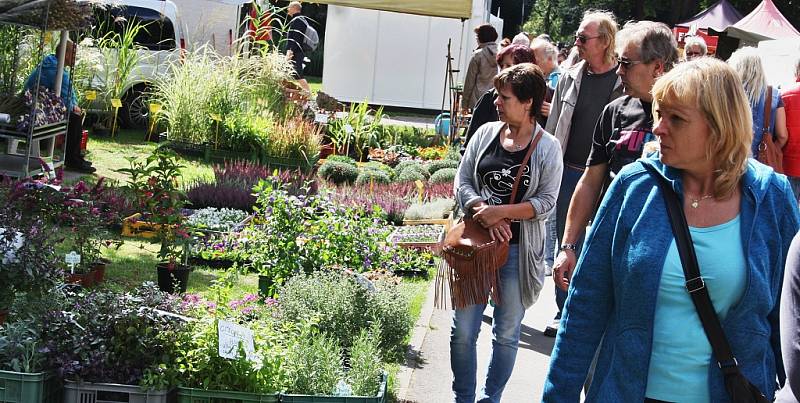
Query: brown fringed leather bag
435 128 542 309
757 86 784 174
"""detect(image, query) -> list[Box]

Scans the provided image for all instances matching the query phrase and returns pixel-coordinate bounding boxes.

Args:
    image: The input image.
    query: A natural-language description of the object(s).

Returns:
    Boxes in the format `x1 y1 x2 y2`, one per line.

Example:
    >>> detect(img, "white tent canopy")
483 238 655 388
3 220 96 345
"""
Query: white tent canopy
273 0 473 19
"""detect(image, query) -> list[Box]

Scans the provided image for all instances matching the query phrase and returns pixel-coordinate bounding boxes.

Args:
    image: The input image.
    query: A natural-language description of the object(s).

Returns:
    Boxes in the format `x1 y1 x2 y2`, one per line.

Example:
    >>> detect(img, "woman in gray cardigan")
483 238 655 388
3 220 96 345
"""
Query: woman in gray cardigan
451 63 563 403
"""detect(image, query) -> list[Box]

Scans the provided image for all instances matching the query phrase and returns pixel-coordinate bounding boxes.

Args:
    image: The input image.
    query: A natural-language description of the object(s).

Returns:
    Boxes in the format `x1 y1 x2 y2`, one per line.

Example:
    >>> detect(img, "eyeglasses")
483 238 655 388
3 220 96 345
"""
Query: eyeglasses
616 56 645 68
685 51 702 58
575 33 601 44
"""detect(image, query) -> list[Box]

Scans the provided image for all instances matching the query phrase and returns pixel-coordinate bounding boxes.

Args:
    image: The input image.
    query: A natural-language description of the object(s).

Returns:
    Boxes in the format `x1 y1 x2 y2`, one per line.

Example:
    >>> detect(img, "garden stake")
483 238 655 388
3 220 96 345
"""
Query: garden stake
110 98 122 139
147 103 161 142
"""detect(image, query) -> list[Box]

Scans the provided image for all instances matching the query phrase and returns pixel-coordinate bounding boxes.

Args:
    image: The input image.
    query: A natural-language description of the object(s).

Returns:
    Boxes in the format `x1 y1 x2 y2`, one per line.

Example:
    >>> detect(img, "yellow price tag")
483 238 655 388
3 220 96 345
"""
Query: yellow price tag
85 90 96 101
415 179 424 203
111 98 122 108
210 113 222 121
149 103 162 114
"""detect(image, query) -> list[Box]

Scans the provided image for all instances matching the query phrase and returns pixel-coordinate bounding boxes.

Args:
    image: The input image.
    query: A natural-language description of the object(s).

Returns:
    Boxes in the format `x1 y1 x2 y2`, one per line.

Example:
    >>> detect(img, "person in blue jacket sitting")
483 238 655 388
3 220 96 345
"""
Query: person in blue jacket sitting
543 57 799 402
24 39 94 173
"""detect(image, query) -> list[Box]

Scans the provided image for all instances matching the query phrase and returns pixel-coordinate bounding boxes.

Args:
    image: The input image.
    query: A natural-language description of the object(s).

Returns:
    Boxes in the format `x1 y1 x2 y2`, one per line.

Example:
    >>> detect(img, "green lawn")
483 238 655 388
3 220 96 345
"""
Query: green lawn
306 75 322 95
81 129 213 186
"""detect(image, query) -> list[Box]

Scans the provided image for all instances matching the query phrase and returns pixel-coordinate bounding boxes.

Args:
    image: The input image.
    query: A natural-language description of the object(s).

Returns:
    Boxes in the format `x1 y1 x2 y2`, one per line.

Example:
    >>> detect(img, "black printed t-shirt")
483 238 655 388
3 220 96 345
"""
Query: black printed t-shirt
563 67 619 165
476 134 532 244
586 95 654 177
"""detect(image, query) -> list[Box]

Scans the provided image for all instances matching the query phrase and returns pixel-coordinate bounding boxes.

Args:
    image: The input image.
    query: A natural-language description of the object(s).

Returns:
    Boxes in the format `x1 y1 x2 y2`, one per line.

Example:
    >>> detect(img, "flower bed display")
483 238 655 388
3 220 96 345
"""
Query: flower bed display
388 224 445 252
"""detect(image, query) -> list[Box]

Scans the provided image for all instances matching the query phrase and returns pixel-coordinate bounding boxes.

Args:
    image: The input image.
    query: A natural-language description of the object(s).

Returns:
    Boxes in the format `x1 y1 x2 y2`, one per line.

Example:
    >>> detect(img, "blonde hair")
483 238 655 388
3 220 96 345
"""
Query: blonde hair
582 10 618 65
651 57 751 198
727 47 766 106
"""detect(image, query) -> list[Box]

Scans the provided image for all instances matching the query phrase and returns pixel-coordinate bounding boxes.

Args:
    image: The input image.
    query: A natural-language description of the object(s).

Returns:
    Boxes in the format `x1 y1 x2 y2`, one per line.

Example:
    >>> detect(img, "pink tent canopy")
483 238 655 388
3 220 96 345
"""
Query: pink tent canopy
727 0 800 40
677 0 742 31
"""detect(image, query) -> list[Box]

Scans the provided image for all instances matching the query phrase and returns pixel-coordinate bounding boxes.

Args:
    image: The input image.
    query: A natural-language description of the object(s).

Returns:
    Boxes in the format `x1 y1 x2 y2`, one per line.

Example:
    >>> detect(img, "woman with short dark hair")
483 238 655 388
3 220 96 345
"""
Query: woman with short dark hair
452 63 563 403
462 24 499 112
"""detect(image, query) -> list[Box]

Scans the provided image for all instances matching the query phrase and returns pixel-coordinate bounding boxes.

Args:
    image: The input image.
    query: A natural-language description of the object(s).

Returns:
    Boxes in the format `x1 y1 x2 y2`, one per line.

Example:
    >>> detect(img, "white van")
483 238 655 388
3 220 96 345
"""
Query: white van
82 0 185 129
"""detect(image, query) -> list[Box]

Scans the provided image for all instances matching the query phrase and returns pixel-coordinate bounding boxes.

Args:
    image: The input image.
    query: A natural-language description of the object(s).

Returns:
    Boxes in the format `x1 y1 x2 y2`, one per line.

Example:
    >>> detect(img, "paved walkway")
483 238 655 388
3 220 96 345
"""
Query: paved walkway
398 279 559 402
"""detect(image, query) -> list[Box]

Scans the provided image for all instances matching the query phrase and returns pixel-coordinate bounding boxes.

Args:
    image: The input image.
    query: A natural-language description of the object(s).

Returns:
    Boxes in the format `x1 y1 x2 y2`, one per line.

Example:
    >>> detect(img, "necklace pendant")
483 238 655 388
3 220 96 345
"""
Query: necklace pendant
691 200 699 208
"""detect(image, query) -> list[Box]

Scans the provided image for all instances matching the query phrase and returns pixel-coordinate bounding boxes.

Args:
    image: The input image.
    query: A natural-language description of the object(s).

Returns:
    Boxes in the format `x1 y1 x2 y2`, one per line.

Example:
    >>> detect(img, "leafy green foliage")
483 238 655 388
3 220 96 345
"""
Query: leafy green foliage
319 160 359 185
429 168 458 185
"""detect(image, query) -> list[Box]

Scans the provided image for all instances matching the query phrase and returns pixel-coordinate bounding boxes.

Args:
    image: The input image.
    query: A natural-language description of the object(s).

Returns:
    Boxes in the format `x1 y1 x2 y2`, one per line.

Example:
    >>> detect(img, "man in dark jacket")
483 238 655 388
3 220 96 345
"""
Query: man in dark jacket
286 1 310 93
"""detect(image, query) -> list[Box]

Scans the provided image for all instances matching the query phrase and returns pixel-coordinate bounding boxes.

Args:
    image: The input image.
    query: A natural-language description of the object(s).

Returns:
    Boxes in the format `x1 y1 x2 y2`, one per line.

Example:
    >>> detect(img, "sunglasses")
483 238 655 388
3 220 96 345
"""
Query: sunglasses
685 51 702 57
616 56 645 68
575 33 601 44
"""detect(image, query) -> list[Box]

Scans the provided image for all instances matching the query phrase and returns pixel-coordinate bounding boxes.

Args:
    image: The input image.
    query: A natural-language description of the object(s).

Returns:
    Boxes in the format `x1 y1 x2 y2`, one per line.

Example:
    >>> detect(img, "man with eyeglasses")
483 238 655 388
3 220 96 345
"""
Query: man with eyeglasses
543 10 623 338
552 21 678 306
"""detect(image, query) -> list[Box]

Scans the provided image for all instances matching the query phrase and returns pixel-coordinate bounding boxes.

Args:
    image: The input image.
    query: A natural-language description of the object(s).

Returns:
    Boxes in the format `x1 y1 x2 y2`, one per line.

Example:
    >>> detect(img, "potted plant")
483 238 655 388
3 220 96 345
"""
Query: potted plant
118 148 193 293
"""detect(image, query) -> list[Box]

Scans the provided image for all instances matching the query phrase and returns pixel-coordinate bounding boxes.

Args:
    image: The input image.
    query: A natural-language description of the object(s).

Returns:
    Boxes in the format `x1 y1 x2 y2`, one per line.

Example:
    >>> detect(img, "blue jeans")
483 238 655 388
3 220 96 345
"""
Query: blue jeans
553 163 585 319
451 245 524 403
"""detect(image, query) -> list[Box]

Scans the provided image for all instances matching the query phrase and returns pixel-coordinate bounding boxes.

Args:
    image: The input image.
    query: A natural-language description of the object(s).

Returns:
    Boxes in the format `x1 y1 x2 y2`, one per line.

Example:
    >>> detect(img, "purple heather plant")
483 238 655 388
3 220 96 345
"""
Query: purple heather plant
186 160 317 211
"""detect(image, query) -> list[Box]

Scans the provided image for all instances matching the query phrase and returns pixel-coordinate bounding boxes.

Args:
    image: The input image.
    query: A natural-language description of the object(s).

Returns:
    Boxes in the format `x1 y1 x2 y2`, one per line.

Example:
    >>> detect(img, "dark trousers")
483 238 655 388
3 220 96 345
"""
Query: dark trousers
65 111 84 164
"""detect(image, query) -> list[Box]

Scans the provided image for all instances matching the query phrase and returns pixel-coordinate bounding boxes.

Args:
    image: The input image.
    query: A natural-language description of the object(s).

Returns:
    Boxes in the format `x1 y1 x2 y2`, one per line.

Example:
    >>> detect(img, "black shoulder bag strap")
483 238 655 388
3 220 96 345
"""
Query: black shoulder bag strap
643 163 769 403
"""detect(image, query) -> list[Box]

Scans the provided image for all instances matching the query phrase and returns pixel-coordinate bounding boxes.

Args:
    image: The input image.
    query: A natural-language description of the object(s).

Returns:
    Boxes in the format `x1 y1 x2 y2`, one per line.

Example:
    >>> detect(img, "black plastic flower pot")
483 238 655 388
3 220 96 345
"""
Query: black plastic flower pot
156 263 192 294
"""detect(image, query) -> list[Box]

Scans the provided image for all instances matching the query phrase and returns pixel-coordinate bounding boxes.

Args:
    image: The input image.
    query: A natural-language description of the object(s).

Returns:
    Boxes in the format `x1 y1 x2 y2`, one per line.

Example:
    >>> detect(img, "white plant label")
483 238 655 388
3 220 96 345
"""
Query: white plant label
218 319 257 362
65 251 81 274
343 124 354 134
314 113 328 124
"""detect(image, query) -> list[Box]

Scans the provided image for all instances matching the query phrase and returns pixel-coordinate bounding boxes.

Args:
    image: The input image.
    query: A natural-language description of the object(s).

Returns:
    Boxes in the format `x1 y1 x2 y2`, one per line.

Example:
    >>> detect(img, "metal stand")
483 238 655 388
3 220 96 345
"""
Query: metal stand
0 3 69 178
439 39 471 146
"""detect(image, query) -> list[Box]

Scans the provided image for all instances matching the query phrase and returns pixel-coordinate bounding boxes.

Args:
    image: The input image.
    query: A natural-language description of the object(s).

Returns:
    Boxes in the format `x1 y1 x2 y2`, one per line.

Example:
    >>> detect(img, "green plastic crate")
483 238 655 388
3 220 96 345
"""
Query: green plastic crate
0 370 61 403
176 387 279 403
279 372 387 403
63 381 171 403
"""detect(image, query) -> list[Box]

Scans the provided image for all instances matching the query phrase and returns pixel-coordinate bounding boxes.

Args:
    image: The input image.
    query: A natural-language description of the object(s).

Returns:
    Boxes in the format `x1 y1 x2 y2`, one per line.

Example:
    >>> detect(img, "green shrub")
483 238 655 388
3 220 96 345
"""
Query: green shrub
348 324 383 397
278 271 412 357
427 159 459 175
394 159 422 176
319 160 359 185
362 161 394 179
355 169 391 185
284 326 344 395
429 167 457 184
396 168 426 183
326 155 357 167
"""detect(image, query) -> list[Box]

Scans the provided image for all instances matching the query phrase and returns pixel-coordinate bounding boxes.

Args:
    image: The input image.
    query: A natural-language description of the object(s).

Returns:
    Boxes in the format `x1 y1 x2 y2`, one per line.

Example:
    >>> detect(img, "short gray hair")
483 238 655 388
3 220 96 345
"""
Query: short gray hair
616 21 678 71
684 35 708 55
531 38 558 63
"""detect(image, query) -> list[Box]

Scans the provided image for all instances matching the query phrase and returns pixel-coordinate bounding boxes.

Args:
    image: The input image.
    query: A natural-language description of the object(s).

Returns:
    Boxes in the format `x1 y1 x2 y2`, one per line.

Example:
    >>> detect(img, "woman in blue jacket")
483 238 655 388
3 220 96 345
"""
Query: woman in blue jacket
543 57 800 402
